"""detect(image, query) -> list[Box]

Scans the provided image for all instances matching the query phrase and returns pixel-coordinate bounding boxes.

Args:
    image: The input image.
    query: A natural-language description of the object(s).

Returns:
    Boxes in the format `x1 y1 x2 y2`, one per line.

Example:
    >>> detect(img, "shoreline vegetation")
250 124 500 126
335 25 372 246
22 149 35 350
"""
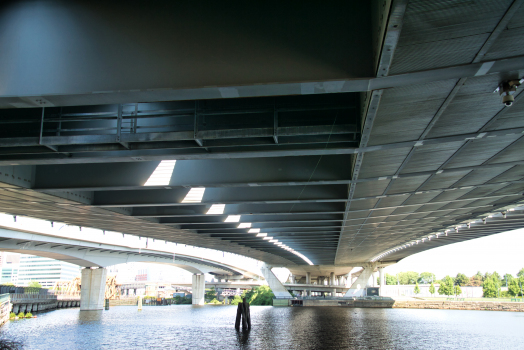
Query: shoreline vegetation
381 269 524 298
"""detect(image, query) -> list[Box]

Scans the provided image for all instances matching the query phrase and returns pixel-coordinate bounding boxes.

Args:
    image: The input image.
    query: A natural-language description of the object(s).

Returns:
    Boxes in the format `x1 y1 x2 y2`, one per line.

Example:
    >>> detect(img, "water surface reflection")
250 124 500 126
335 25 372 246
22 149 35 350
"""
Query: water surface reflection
1 306 523 349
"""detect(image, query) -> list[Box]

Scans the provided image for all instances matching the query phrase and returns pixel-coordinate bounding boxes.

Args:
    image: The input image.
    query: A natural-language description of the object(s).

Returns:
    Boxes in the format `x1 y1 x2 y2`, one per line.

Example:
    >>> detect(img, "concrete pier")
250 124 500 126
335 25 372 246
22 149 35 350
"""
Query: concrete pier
80 267 107 311
191 274 205 305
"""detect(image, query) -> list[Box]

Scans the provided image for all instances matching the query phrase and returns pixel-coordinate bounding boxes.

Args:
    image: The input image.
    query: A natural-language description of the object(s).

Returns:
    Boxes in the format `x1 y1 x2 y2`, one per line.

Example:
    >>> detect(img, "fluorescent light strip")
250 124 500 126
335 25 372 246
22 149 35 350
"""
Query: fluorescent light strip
238 223 251 228
206 204 225 215
225 215 241 222
248 228 260 233
256 232 267 237
144 160 177 186
182 188 205 203
263 236 272 240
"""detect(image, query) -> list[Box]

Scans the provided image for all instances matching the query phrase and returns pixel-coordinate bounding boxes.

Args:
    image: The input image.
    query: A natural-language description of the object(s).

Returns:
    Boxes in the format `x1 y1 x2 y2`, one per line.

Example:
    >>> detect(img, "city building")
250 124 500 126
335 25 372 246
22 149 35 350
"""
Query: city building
17 254 80 288
1 253 20 284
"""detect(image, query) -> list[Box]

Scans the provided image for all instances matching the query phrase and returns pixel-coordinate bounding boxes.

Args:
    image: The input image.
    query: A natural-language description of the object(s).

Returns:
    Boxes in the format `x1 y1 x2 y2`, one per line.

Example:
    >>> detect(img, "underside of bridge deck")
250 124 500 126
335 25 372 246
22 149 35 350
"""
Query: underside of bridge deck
1 0 524 269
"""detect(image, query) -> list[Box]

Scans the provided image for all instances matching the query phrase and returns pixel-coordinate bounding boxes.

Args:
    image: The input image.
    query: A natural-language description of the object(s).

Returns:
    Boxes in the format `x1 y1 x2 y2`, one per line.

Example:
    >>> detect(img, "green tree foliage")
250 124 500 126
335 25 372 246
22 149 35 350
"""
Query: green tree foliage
468 275 483 287
418 272 435 284
508 278 521 297
483 277 499 298
438 276 454 296
492 271 502 284
385 273 397 285
205 287 217 301
454 273 469 286
244 285 274 305
414 282 420 295
429 282 435 296
172 295 192 304
454 285 462 297
231 295 243 305
517 268 524 278
397 271 419 285
503 274 513 286
28 281 42 289
208 298 221 304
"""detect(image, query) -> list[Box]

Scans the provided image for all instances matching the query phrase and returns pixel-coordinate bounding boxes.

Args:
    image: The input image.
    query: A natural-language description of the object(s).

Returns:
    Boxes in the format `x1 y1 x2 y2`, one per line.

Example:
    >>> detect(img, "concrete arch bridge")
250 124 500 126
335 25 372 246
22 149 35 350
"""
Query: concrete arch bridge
0 227 264 308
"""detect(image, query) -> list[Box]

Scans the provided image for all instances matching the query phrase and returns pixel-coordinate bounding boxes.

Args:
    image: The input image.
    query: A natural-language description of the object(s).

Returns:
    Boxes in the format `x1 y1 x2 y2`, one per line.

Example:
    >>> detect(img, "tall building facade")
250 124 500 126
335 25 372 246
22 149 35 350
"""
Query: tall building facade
17 254 80 288
1 252 20 284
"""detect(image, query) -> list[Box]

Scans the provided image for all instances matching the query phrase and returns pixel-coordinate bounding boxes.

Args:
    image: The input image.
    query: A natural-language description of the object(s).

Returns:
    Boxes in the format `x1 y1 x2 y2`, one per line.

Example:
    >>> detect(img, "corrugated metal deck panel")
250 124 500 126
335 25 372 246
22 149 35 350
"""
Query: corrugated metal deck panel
400 141 465 173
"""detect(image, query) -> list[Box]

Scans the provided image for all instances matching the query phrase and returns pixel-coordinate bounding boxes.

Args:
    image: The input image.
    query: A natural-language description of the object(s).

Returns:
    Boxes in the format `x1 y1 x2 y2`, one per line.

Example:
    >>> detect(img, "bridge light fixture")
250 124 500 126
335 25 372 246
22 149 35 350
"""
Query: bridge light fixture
263 236 272 240
206 204 225 214
269 239 277 243
238 223 251 228
248 228 260 233
182 188 205 203
256 232 267 237
502 211 507 218
144 160 177 186
224 215 240 222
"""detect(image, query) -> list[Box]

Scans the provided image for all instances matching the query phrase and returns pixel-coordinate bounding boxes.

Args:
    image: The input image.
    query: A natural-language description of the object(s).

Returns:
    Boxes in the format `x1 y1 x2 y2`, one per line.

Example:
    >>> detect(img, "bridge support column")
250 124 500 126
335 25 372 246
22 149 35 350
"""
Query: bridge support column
80 267 107 311
344 264 376 298
330 272 335 286
378 267 385 296
260 264 292 299
192 274 205 305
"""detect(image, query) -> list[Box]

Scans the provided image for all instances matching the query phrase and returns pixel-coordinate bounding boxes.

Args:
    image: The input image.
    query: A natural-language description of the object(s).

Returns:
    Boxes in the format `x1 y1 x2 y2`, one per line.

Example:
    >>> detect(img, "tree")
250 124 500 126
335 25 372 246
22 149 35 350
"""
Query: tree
28 281 42 289
429 282 435 297
205 287 217 301
414 282 420 295
455 273 469 286
503 274 513 287
508 278 521 297
468 275 483 287
483 278 499 298
438 276 454 296
231 295 243 305
418 272 436 284
397 271 419 285
517 268 524 279
454 285 462 297
385 273 397 285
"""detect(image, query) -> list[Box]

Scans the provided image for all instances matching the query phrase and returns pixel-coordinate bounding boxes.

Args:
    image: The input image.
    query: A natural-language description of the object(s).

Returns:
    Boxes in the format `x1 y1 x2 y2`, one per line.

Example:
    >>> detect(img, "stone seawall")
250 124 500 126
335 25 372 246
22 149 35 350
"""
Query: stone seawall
288 299 524 312
392 300 524 312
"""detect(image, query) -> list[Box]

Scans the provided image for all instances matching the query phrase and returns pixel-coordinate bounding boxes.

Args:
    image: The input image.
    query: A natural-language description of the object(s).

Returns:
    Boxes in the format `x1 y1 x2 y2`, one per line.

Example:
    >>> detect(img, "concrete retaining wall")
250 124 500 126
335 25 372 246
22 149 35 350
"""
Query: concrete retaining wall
392 300 524 312
287 299 524 312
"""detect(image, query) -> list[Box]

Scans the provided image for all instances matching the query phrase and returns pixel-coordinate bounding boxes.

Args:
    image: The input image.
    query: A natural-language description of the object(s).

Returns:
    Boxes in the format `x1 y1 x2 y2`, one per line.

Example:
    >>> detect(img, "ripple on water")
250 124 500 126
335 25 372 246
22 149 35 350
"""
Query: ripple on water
1 306 524 349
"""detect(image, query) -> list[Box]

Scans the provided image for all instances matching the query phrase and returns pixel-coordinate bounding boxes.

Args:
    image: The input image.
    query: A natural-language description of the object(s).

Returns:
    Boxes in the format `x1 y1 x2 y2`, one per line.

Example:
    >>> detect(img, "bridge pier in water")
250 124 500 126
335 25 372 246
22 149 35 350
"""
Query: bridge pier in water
80 267 108 311
192 274 205 305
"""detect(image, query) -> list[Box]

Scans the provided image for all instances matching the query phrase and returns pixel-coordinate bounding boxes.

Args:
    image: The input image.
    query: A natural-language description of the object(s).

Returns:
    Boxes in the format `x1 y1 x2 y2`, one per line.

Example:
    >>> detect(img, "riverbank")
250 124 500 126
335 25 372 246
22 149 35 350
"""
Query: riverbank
392 299 524 312
286 298 524 312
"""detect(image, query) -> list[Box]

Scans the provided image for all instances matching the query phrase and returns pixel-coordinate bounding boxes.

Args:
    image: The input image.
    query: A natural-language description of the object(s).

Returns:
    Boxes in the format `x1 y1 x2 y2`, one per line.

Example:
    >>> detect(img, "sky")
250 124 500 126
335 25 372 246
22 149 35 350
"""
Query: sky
382 228 524 279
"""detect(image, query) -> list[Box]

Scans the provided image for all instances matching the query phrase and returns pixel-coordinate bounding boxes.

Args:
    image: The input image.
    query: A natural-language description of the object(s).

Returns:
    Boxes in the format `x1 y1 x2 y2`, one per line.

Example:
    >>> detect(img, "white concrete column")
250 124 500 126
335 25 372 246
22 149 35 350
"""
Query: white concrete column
372 271 378 287
378 267 385 296
260 264 292 298
306 272 311 284
80 267 107 311
344 264 376 297
192 274 205 305
330 272 335 285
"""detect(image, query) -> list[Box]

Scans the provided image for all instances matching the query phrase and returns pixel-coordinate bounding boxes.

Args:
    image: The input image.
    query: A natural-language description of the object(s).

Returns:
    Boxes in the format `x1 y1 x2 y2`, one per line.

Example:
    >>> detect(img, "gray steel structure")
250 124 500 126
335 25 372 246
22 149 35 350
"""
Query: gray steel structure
0 0 524 269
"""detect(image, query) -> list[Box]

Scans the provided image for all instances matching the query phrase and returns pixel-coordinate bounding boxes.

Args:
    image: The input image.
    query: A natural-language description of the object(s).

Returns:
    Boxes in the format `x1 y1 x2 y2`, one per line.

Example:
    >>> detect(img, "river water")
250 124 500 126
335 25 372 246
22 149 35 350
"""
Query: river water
1 305 524 349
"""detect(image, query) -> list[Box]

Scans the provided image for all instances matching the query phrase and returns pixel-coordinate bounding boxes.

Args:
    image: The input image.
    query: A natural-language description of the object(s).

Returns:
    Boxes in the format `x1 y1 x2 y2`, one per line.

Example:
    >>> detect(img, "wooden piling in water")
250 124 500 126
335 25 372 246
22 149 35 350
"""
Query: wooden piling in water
241 298 248 330
235 302 242 330
242 297 251 330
